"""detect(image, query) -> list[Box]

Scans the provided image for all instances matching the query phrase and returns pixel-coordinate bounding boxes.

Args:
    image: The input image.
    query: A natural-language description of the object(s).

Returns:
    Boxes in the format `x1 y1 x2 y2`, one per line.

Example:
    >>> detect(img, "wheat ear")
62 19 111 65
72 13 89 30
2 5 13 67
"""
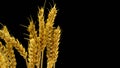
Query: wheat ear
45 4 60 68
46 26 61 68
37 7 47 68
52 26 61 68
27 21 39 68
45 4 57 50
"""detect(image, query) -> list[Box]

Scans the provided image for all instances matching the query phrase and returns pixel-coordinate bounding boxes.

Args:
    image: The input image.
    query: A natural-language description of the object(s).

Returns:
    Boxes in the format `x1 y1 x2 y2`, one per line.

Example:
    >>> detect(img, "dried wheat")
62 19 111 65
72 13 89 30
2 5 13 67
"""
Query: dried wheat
0 2 61 68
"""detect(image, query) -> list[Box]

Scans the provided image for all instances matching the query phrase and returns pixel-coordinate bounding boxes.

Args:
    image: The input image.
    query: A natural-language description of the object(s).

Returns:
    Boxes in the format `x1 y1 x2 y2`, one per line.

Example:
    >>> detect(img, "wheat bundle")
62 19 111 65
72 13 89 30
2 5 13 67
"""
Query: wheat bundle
0 2 61 68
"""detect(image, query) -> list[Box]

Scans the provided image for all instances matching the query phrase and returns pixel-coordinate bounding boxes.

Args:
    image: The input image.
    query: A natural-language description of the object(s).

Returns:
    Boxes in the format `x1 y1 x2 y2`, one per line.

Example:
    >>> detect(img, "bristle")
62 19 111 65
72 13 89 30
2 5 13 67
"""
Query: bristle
0 22 4 26
20 24 28 29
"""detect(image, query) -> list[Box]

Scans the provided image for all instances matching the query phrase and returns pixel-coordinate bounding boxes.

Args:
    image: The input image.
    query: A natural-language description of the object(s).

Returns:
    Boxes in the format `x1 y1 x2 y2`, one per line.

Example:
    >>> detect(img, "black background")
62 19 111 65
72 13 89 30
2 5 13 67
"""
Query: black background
0 0 67 68
1 0 115 67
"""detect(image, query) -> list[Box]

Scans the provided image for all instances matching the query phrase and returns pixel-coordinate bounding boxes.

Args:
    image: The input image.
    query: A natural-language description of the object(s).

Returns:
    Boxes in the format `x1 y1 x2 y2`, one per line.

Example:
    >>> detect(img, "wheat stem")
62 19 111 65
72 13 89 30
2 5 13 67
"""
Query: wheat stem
40 51 44 68
53 63 55 68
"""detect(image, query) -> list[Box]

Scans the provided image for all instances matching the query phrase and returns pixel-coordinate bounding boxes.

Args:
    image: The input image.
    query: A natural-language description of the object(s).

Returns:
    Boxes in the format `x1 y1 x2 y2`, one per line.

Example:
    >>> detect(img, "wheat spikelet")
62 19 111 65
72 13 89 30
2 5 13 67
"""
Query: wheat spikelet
5 43 17 68
0 52 7 68
1 26 11 37
27 20 37 39
0 42 9 68
0 26 11 42
46 26 61 68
